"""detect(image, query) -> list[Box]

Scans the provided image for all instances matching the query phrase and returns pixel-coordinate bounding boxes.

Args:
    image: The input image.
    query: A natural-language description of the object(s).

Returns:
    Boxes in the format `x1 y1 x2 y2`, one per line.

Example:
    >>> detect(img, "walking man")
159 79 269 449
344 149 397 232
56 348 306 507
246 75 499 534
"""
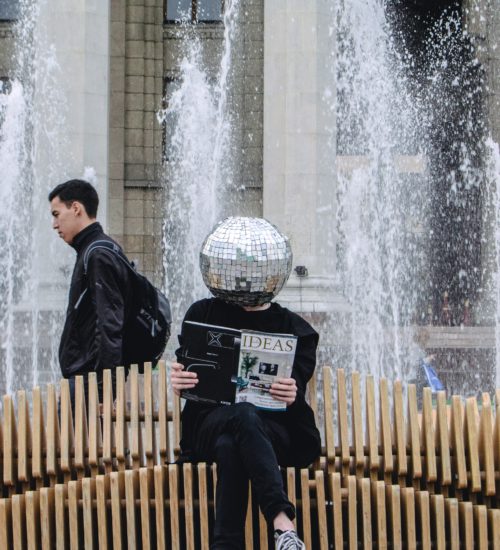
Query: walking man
49 179 133 406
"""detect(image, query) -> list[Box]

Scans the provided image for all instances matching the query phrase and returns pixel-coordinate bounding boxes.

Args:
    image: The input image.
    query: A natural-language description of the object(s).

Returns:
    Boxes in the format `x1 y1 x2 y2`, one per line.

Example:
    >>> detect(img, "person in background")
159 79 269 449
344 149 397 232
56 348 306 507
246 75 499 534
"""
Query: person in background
171 217 321 550
49 179 133 408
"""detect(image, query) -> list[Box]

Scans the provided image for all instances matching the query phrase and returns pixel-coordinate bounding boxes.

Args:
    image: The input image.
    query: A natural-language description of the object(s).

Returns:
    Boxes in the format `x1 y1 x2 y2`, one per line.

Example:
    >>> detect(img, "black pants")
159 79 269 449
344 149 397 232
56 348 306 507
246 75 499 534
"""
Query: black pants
192 402 295 550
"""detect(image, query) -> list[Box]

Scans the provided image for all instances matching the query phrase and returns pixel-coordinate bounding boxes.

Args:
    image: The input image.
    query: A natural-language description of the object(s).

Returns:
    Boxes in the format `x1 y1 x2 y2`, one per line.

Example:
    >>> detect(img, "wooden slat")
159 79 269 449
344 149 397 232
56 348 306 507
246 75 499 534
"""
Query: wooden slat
422 388 437 483
45 384 60 483
379 378 393 478
129 366 142 469
143 363 156 467
435 391 452 487
450 396 467 489
406 385 422 481
82 477 96 550
16 390 31 485
478 393 496 496
244 486 254 550
445 498 459 550
31 387 45 484
39 488 55 550
173 397 181 461
386 485 402 550
329 473 343 550
88 373 102 477
489 509 500 550
25 490 40 549
102 369 114 473
315 471 328 550
322 366 335 471
372 480 387 549
351 372 364 474
347 476 357 550
11 494 26 550
286 467 296 513
258 510 268 550
96 475 110 550
430 495 445 550
125 470 138 550
198 463 210 550
459 501 474 550
300 469 312 549
336 369 350 475
0 499 13 549
307 368 319 427
115 367 128 470
183 463 195 550
167 465 177 550
158 361 170 462
3 394 17 486
68 480 81 550
359 478 372 547
139 468 153 550
366 376 379 477
393 380 407 478
401 488 416 550
110 472 125 550
474 505 488 550
59 379 74 480
416 491 431 550
74 376 88 477
55 484 68 550
465 397 481 492
495 389 500 475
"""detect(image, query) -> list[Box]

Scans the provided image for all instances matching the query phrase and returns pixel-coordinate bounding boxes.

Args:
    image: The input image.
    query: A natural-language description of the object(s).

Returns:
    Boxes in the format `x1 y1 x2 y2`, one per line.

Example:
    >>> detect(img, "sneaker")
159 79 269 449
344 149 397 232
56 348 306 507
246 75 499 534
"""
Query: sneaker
274 529 306 550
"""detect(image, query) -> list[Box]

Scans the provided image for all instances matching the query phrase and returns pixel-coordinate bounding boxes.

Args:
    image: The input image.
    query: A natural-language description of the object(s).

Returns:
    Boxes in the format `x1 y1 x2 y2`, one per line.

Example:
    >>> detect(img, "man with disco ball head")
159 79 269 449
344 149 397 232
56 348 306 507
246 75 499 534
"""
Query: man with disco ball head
171 217 321 550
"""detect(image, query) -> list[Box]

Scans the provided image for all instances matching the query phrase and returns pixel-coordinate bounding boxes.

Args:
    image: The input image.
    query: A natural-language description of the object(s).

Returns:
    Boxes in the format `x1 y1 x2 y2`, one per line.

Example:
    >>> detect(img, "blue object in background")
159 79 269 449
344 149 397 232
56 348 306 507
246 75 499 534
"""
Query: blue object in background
422 358 445 393
0 0 19 21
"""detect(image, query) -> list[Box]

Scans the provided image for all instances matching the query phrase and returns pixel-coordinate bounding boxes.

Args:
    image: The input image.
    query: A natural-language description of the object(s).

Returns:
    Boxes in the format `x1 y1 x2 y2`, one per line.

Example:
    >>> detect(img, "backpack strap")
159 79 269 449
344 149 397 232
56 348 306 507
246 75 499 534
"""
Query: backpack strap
74 240 133 311
83 239 134 275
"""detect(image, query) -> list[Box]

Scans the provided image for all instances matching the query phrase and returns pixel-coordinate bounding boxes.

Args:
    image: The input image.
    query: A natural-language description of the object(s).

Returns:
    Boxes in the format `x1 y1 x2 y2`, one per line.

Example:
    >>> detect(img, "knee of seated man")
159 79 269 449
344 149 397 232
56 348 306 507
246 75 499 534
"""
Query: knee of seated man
230 402 262 427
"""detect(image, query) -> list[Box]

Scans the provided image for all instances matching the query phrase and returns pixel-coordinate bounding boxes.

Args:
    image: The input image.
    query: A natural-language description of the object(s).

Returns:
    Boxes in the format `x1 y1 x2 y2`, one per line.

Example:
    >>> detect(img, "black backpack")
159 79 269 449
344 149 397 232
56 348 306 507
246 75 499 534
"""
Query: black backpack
83 240 171 370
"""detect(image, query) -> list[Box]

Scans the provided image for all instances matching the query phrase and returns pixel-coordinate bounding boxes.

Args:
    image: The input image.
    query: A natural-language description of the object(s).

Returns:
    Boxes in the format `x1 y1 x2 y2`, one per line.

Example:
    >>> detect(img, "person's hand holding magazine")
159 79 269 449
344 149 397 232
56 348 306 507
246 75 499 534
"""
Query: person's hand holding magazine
171 361 198 396
171 361 298 405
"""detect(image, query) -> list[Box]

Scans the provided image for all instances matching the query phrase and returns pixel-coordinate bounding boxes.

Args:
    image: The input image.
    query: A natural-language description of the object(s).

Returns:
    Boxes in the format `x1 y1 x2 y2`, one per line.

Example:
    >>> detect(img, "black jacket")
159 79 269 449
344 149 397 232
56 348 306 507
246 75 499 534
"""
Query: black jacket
59 222 133 378
176 298 322 468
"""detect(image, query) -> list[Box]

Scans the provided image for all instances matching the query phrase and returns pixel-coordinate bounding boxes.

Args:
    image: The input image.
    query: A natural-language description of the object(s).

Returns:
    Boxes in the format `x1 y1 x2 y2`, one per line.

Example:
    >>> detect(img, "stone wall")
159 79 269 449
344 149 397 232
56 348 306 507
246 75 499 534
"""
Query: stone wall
0 21 14 76
109 0 264 287
109 0 165 285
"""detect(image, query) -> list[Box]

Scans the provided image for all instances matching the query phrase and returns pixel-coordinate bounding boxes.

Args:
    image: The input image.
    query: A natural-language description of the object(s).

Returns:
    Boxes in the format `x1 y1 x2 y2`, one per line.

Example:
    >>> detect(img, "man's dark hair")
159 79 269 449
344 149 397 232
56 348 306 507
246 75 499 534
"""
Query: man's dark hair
48 179 99 218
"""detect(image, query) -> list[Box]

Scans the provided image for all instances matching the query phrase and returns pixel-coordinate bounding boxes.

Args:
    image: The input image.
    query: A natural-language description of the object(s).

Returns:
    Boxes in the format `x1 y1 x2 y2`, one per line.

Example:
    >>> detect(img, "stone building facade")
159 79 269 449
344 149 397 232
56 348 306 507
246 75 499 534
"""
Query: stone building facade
107 0 264 287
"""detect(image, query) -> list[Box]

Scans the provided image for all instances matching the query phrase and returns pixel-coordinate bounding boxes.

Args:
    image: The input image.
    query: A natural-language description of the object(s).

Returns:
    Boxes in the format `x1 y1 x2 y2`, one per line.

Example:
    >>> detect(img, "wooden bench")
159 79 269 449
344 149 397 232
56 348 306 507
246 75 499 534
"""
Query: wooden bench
0 363 499 547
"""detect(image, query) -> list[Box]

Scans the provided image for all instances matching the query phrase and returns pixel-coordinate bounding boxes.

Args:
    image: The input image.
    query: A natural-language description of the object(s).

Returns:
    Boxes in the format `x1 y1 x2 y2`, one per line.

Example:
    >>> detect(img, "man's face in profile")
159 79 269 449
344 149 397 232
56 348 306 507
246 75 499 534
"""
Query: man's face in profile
50 197 82 245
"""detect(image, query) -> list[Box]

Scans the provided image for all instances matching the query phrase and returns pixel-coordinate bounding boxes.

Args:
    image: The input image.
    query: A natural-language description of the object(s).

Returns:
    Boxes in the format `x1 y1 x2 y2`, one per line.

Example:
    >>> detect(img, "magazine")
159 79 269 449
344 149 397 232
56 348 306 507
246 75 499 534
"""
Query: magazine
234 330 297 411
179 322 297 410
179 321 241 405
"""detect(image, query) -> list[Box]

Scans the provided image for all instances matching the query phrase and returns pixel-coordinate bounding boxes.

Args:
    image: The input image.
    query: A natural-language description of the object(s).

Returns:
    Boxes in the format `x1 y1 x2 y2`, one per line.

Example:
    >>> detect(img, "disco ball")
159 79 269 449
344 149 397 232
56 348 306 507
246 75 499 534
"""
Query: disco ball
200 217 293 306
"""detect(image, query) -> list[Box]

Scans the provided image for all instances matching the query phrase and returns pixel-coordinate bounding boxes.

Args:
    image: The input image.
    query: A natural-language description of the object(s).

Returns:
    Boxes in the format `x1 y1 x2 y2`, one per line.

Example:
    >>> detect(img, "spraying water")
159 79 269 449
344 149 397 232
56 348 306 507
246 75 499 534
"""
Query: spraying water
161 0 241 337
333 0 425 380
0 0 71 395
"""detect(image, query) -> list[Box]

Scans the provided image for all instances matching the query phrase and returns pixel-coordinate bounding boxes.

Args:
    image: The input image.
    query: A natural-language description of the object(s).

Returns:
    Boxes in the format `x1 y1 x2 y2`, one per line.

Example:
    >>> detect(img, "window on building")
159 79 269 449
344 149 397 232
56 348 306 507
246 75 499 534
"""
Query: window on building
166 0 224 23
0 0 19 21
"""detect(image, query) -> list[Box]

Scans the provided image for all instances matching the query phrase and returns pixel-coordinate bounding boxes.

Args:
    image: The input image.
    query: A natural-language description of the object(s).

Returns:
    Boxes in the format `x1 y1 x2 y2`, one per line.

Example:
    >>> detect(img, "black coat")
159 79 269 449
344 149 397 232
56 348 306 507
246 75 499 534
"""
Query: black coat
176 298 322 468
59 222 133 378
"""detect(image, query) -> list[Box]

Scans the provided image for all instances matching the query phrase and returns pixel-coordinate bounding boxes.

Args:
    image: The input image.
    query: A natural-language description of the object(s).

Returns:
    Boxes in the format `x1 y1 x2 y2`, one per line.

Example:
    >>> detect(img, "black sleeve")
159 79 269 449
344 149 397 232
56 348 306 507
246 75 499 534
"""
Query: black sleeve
86 251 127 371
291 331 319 394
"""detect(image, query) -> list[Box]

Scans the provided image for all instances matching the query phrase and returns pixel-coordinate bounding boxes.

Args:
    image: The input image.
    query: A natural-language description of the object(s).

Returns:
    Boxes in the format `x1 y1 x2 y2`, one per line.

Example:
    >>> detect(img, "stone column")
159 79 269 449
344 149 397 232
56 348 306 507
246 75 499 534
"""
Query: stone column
32 0 110 309
263 0 338 314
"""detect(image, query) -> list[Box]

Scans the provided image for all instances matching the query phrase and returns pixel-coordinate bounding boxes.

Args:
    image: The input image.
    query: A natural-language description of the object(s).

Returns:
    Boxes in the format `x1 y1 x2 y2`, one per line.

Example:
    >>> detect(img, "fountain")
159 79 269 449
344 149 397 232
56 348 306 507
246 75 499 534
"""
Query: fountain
160 0 242 341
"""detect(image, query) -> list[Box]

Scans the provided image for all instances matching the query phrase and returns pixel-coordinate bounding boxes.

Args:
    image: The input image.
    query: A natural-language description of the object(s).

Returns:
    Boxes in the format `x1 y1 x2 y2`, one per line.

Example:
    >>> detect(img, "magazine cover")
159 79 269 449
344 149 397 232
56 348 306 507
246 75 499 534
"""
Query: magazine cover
234 330 297 411
179 321 241 405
